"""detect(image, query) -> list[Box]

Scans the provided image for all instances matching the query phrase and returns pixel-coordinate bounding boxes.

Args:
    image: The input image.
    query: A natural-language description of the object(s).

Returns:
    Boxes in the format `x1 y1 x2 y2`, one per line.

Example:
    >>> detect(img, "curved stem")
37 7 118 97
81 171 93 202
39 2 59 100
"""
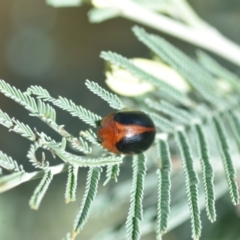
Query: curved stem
170 0 213 30
110 0 240 66
0 163 68 193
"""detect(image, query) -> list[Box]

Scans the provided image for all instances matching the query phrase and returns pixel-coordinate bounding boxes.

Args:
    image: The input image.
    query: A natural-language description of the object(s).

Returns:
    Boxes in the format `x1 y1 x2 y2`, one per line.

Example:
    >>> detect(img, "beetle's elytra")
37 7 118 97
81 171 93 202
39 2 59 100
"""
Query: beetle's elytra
97 110 156 154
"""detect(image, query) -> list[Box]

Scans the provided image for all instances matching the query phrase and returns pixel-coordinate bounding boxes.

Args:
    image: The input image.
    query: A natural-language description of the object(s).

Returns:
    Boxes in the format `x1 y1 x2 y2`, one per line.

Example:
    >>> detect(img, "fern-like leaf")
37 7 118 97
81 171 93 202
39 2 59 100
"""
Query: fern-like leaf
80 129 103 147
0 79 37 112
27 143 49 169
70 137 92 154
175 130 201 240
132 27 227 108
194 124 216 222
156 139 172 237
211 115 239 205
0 112 32 142
65 164 79 203
197 51 240 91
146 111 175 133
146 99 194 125
0 80 56 122
26 85 55 102
100 51 190 105
132 27 216 90
11 119 36 141
72 167 101 237
103 164 120 186
126 154 146 240
53 96 101 127
29 169 53 210
0 150 23 172
28 84 102 130
85 79 124 110
31 99 56 122
48 142 122 167
0 109 13 128
225 110 240 152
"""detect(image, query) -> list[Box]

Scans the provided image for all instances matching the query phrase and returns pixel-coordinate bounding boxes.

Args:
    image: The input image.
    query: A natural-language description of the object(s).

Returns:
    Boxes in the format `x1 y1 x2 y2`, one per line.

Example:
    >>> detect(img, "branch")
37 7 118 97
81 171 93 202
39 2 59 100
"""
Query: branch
0 163 68 193
109 0 240 66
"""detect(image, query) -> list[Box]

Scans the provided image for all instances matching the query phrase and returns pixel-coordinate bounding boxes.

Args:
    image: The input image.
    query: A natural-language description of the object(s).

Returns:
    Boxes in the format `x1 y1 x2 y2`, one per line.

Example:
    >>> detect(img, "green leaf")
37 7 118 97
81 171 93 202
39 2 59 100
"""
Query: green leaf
80 129 102 147
53 96 101 127
132 26 227 108
26 85 55 102
0 79 37 112
103 164 120 186
65 164 79 203
29 169 53 210
156 139 172 237
146 99 194 124
146 111 175 132
48 142 123 167
197 51 240 91
73 167 101 235
175 130 201 239
0 80 56 122
32 99 56 122
211 115 239 205
100 51 190 105
1 110 37 143
70 137 92 154
27 143 49 169
0 150 23 172
225 110 240 152
11 119 36 141
85 79 124 110
194 124 216 222
126 154 147 240
0 109 13 128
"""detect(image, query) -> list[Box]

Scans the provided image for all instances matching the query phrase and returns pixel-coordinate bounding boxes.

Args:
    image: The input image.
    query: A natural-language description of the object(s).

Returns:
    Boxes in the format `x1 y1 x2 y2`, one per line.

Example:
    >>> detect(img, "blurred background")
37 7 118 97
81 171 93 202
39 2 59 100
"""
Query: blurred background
0 0 240 239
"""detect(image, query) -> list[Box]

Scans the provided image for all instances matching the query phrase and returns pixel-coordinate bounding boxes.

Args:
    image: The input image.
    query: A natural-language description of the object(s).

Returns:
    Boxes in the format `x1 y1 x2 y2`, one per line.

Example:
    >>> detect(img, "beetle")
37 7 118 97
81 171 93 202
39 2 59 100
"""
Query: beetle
97 110 156 154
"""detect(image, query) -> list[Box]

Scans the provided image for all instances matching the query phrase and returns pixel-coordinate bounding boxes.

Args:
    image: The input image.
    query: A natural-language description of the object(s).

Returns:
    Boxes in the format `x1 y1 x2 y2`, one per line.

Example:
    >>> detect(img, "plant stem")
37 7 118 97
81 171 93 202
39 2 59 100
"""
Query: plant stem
111 0 240 66
0 163 68 193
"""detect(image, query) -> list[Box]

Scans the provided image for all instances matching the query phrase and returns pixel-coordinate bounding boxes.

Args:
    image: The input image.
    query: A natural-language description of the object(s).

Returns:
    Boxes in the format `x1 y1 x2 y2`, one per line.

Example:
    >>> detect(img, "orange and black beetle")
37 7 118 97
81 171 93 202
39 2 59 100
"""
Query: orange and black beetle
97 110 156 154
